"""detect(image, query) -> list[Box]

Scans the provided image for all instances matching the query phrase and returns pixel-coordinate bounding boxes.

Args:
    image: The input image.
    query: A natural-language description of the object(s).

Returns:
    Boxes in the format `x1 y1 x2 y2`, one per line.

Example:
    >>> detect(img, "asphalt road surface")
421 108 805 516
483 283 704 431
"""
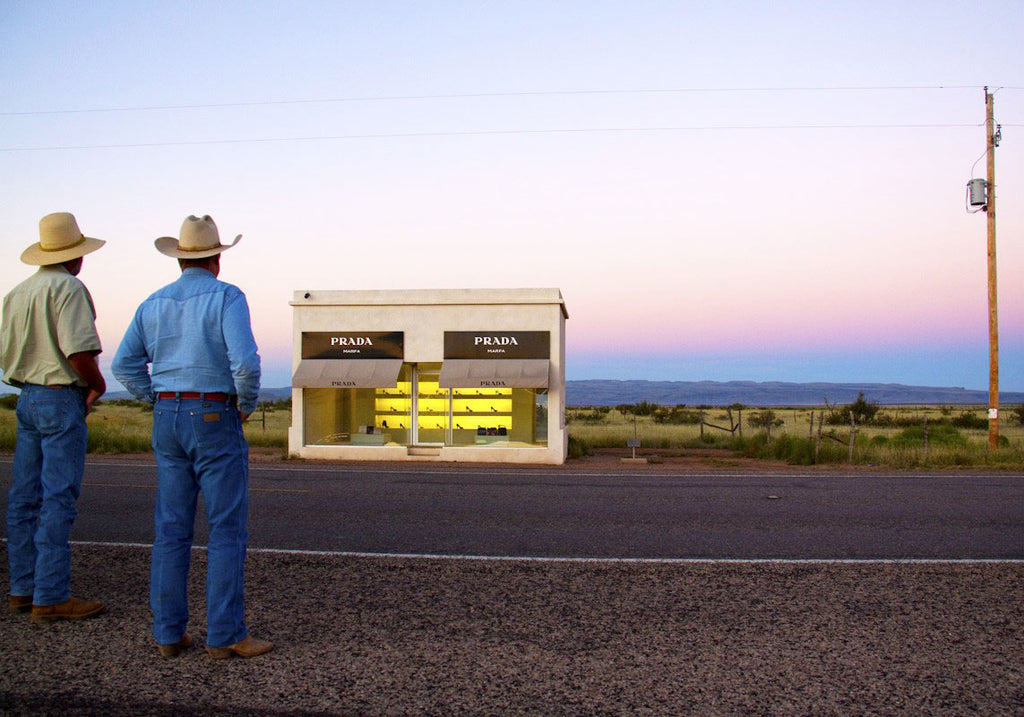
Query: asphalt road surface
2 455 1023 715
3 456 1021 559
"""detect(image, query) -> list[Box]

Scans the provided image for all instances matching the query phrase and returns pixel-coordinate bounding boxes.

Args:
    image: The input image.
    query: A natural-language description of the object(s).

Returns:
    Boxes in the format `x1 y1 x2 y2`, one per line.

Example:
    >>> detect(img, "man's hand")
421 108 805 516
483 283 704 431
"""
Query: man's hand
67 352 106 415
240 412 252 422
85 389 103 415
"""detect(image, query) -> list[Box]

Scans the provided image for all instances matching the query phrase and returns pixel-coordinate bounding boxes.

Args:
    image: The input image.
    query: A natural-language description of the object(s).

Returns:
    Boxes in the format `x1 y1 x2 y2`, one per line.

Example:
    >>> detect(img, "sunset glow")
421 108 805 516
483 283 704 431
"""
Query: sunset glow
2 2 1022 392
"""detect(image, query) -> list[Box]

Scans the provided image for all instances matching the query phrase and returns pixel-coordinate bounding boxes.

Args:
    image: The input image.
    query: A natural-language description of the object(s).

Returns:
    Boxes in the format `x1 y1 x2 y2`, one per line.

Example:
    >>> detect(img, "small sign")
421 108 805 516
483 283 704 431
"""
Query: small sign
627 438 641 448
445 331 550 359
301 331 404 360
988 408 999 420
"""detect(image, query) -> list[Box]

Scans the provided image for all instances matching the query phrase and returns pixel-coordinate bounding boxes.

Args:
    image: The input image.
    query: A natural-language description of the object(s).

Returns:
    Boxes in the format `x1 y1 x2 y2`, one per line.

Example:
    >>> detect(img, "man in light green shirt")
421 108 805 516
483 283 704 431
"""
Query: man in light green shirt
0 264 104 391
1 212 107 622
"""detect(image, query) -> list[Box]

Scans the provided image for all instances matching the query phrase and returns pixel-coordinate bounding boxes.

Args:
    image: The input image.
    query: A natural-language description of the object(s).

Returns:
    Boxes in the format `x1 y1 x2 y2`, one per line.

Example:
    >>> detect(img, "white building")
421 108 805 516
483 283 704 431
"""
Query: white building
289 288 568 464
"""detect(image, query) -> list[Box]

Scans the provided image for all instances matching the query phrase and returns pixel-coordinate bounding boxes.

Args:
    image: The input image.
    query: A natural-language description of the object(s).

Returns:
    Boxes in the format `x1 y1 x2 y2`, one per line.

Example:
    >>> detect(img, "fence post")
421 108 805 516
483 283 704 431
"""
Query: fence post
815 412 823 462
923 415 929 461
848 410 856 463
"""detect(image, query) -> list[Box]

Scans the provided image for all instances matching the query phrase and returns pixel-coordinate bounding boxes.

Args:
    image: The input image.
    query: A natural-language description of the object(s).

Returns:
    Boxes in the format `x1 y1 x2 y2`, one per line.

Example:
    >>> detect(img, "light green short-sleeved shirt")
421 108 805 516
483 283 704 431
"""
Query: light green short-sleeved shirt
0 265 102 387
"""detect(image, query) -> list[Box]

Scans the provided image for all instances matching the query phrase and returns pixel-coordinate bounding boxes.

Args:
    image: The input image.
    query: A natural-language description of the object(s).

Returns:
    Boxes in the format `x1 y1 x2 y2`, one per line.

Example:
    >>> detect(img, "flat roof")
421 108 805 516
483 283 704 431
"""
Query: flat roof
291 288 568 319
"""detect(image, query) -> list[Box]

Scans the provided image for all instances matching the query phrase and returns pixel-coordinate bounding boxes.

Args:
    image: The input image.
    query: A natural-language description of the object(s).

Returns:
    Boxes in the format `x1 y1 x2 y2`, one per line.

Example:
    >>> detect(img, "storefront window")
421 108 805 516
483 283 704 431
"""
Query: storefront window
372 363 412 445
452 385 511 444
534 390 549 445
303 364 411 446
303 362 547 448
303 387 378 445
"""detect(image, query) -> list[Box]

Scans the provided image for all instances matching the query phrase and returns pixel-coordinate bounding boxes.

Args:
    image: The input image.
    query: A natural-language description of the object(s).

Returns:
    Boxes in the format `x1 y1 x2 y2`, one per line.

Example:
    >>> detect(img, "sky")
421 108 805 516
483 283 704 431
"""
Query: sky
2 1 1022 393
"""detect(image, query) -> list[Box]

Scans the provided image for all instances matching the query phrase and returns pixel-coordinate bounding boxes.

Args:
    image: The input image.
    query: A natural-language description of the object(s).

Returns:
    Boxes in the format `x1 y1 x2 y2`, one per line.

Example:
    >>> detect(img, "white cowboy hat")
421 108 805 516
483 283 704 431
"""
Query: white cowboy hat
21 212 106 266
155 215 241 259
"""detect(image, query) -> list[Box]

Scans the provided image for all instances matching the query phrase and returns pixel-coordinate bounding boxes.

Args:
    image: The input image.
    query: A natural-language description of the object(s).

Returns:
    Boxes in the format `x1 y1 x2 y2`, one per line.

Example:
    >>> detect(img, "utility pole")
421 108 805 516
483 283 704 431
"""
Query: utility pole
985 87 999 449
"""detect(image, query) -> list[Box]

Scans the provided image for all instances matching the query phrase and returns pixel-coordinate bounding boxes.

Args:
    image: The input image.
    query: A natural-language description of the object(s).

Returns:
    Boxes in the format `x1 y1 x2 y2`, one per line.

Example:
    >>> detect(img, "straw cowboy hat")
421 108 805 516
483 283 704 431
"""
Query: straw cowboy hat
21 212 106 266
155 215 241 259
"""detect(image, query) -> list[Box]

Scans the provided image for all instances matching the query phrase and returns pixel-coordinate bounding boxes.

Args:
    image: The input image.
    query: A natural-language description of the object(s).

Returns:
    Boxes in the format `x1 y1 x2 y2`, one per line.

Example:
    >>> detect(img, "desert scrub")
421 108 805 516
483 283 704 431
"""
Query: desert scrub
741 428 1024 469
892 423 969 448
569 419 705 449
0 421 15 452
742 433 820 465
567 435 591 459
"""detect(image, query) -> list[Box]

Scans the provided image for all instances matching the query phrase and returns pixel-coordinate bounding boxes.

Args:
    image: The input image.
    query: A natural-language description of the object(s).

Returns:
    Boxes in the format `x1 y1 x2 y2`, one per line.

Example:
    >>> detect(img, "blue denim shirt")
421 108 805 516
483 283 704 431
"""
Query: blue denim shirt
112 268 261 414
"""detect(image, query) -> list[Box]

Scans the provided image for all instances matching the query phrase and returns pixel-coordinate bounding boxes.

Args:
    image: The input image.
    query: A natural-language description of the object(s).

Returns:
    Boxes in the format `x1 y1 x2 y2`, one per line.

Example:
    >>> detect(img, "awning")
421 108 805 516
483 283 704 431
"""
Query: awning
438 359 549 388
292 359 402 388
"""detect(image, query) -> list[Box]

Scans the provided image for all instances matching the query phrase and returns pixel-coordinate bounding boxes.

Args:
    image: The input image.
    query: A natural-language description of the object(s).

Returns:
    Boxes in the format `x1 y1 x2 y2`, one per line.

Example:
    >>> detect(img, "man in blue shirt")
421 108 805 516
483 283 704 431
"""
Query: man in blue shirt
112 215 271 659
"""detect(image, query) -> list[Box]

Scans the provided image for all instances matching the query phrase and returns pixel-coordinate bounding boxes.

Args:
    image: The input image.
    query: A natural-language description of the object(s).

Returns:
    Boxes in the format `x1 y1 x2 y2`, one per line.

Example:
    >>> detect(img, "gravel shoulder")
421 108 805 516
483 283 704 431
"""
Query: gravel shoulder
2 544 1022 715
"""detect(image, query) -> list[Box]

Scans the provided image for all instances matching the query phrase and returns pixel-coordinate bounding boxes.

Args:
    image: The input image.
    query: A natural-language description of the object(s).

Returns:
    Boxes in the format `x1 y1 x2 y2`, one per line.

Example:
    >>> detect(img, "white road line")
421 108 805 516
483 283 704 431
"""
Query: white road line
1 455 1017 480
0 457 993 481
49 540 1024 564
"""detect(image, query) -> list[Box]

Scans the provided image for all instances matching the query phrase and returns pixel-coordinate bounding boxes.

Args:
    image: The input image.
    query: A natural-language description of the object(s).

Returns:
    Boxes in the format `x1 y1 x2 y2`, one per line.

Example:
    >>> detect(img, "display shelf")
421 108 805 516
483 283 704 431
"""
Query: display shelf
373 383 515 433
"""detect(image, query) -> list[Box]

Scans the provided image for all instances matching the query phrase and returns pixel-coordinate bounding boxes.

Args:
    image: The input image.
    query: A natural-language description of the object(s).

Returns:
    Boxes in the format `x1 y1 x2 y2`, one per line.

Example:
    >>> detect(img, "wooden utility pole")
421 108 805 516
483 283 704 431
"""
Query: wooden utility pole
985 87 999 449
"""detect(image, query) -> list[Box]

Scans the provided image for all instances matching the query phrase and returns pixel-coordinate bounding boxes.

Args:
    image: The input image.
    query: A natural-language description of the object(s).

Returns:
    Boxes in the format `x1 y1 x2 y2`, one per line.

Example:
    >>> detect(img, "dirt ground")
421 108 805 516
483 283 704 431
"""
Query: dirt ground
98 445 816 473
239 444 865 474
2 545 1022 716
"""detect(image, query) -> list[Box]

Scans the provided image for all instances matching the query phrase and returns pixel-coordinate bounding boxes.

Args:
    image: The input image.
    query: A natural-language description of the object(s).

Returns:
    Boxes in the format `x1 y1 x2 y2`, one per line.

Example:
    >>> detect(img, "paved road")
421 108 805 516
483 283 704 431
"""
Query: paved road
2 456 1022 559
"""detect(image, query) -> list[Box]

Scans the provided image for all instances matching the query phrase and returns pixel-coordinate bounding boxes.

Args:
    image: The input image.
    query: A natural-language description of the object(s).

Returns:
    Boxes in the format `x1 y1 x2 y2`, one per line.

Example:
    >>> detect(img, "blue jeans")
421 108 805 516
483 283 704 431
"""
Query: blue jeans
7 384 88 605
151 397 250 647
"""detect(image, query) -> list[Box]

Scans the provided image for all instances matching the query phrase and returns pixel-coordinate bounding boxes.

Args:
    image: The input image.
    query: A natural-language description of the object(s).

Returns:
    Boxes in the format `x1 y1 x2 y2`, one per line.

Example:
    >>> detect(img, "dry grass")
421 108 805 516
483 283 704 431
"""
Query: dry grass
2 400 1022 468
568 405 1024 468
0 400 291 454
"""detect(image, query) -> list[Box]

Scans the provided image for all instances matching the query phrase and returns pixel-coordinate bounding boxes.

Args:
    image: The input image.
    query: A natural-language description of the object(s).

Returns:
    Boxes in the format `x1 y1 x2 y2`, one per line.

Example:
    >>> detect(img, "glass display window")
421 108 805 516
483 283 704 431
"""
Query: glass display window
303 363 548 448
304 364 410 446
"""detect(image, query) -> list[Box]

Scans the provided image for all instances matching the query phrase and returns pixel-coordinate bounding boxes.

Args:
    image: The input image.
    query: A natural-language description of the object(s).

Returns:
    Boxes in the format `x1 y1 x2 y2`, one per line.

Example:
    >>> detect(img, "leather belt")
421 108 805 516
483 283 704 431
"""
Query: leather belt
156 392 232 401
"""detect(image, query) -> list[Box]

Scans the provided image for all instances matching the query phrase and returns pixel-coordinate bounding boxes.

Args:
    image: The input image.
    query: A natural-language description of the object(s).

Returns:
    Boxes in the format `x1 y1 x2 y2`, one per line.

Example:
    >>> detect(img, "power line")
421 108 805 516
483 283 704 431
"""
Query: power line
0 84 999 117
0 122 984 153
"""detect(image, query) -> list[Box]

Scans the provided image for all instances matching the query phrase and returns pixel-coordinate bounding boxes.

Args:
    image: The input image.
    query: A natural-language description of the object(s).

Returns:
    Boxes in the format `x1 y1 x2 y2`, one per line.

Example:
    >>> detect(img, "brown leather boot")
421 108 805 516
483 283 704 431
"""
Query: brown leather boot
158 633 193 659
8 595 32 614
206 635 273 659
30 597 105 623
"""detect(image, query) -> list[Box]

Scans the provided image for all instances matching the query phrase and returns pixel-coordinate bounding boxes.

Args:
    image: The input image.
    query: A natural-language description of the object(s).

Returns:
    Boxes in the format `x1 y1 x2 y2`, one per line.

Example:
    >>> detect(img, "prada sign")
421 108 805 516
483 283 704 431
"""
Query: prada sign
444 331 550 359
301 331 404 360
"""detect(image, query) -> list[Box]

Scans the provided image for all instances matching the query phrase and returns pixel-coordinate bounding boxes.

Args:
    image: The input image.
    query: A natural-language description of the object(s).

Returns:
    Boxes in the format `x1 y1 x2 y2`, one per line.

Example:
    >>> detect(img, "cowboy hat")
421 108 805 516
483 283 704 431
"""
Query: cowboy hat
21 212 106 266
155 215 241 259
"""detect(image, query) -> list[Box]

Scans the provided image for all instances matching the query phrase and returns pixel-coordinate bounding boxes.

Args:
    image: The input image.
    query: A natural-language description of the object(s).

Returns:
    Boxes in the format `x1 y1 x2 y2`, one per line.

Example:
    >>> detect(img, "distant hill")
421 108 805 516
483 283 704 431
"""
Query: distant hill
257 387 293 402
39 381 1024 407
565 380 1024 407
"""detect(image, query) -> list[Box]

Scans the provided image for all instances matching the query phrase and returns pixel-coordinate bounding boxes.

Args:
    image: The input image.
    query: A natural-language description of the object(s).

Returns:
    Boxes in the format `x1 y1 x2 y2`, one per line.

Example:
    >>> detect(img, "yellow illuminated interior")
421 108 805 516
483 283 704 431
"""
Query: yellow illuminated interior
304 370 544 447
374 380 514 431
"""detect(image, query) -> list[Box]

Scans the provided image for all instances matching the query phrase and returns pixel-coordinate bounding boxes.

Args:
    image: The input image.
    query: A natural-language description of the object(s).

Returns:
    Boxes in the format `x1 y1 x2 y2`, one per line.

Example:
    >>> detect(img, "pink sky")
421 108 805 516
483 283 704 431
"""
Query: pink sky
3 2 1022 392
